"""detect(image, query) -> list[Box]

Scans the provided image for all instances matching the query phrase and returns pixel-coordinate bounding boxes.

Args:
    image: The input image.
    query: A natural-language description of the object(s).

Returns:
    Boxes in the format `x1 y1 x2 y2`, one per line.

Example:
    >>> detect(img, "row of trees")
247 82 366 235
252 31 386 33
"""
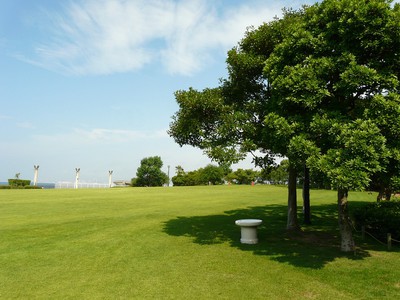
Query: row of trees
169 0 400 251
131 156 291 187
172 165 263 186
172 165 225 186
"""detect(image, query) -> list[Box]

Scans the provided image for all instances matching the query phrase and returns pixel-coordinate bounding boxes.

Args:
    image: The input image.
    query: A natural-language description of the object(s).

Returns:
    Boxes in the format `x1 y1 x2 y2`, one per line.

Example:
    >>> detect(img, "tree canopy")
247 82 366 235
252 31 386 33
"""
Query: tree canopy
134 156 168 187
172 164 226 186
169 0 400 251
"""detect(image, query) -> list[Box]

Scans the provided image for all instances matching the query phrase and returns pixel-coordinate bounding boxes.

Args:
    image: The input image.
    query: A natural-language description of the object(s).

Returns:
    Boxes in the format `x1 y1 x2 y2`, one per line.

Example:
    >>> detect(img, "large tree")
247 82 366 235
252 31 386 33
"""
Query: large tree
135 156 168 187
169 0 400 251
263 0 399 251
169 14 301 228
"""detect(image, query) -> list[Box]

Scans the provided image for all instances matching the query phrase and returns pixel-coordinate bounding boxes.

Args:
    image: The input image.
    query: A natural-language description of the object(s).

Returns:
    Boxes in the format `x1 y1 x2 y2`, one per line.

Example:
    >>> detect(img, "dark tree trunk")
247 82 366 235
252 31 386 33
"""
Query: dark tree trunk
287 164 299 230
377 188 384 202
302 165 311 225
385 188 392 201
377 187 392 201
338 188 355 252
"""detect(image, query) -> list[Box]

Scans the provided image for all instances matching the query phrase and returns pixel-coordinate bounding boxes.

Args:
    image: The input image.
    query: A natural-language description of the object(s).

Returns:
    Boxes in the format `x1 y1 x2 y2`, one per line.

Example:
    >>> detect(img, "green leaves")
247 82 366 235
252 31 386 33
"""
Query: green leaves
169 88 226 147
308 119 388 190
169 0 400 192
135 156 168 187
266 56 333 110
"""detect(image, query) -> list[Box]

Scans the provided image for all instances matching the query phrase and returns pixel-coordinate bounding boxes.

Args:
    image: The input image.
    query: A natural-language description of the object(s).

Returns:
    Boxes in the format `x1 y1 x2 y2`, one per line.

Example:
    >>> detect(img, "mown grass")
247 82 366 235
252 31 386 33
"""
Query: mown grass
0 185 399 299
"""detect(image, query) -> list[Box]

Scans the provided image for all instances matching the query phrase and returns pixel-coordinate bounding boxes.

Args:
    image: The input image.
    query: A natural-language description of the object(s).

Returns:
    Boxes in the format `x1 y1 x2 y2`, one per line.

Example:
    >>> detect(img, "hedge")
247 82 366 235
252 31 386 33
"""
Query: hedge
8 179 31 187
353 201 400 241
0 185 41 189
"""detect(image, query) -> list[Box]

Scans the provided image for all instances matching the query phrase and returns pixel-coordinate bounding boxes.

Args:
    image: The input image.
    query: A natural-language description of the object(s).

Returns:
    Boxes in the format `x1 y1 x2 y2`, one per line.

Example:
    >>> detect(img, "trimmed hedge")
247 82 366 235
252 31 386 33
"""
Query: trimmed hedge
0 185 41 189
8 179 31 187
353 201 400 241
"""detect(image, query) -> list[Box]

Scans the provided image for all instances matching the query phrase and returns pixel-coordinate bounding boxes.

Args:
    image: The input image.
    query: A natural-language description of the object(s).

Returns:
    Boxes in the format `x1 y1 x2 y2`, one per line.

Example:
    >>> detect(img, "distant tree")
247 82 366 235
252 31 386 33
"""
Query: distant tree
171 166 186 186
185 170 202 186
262 160 289 185
228 168 259 185
135 156 168 187
171 164 225 186
131 177 138 187
171 166 201 186
199 164 225 185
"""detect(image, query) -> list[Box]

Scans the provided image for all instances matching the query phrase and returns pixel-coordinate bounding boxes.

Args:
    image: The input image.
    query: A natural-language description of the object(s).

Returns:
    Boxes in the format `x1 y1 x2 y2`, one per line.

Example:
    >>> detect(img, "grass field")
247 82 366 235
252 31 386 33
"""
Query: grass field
1 185 399 299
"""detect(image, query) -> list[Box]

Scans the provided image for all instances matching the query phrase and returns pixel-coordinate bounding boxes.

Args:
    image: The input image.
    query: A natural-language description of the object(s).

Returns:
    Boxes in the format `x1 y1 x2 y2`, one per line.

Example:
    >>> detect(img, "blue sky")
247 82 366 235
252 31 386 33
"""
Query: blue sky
1 0 383 183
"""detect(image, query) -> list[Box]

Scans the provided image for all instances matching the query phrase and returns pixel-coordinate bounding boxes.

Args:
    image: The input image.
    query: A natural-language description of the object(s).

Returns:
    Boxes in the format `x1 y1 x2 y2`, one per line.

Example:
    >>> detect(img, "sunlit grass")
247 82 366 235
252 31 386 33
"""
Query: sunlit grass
0 186 399 299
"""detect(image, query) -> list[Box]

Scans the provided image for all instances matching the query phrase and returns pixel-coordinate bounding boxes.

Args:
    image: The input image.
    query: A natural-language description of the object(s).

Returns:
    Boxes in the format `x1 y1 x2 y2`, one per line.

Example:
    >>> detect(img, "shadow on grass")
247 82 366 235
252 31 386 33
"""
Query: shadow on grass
163 203 372 269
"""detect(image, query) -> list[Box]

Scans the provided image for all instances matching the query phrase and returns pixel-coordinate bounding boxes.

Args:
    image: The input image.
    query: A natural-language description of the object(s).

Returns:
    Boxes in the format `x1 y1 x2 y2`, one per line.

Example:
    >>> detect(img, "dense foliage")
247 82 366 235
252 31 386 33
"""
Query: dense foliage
7 179 31 187
226 168 259 185
169 0 400 251
172 165 225 186
171 163 297 186
133 156 168 187
353 201 400 240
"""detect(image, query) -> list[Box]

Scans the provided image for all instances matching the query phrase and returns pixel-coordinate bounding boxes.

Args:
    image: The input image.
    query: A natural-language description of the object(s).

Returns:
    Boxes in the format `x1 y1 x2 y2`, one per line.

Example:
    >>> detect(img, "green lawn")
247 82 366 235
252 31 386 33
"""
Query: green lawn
0 186 399 299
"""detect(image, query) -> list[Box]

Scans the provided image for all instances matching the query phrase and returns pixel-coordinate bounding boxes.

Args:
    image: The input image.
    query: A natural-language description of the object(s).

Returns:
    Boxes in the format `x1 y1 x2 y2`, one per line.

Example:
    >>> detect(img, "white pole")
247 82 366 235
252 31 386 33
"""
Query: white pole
33 165 39 186
75 168 80 189
167 165 170 187
108 170 113 188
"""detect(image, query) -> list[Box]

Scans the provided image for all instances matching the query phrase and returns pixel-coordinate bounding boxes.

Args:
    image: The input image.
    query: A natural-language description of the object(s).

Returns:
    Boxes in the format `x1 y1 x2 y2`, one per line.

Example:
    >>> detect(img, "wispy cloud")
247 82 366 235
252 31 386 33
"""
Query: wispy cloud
74 128 168 142
22 0 285 76
16 121 35 129
34 127 168 144
0 114 12 120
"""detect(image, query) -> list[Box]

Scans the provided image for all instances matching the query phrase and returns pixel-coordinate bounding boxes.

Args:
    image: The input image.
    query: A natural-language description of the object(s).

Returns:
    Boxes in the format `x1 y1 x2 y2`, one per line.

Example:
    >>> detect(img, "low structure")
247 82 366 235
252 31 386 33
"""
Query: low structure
235 219 263 244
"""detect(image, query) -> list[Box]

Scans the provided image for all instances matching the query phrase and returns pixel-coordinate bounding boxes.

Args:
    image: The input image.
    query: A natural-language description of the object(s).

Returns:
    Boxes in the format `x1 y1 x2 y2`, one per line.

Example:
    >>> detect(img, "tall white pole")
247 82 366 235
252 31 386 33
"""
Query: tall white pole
108 170 113 188
167 165 170 187
33 165 39 186
75 168 80 189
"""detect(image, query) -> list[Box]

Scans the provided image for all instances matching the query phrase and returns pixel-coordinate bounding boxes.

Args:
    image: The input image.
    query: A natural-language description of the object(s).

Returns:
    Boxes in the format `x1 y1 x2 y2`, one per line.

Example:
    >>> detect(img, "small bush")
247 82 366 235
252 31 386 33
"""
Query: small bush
353 201 400 241
0 185 11 189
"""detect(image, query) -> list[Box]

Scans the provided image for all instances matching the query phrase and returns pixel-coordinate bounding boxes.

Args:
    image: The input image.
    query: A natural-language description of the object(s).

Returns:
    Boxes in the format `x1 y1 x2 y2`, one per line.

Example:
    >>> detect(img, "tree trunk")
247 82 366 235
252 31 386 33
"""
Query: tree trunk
385 188 392 201
302 165 311 225
377 188 384 202
337 188 355 252
287 164 299 230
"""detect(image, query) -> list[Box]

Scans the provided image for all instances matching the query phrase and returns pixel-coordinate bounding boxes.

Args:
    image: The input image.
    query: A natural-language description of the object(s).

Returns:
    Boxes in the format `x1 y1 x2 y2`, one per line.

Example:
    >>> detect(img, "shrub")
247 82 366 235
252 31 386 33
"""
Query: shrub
0 185 11 189
353 201 400 241
8 179 31 187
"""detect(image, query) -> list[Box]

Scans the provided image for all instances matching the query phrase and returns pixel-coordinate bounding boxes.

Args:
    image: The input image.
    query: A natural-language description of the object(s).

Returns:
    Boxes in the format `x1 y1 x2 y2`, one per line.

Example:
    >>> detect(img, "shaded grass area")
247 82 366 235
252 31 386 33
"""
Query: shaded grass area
163 202 375 268
1 186 399 299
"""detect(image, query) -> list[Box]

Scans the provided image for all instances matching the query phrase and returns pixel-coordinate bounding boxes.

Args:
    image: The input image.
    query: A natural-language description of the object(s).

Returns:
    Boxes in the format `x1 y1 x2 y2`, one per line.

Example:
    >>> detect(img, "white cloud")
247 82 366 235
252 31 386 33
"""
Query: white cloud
77 128 168 142
34 127 168 144
24 0 285 76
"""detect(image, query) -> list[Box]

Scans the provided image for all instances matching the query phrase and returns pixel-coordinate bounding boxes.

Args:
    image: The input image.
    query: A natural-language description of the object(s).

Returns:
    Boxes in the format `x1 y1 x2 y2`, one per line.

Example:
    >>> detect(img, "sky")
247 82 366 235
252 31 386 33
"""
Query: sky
1 0 390 183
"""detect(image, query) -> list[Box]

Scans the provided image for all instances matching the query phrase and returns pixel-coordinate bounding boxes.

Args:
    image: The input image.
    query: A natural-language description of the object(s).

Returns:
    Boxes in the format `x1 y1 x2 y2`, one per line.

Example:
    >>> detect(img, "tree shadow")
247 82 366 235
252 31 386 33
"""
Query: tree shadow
163 203 373 269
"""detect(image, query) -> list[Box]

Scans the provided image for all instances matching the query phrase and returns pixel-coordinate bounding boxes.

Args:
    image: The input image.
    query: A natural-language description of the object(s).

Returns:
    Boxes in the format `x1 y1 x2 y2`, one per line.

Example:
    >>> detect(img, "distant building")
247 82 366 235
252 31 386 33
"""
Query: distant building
113 180 131 187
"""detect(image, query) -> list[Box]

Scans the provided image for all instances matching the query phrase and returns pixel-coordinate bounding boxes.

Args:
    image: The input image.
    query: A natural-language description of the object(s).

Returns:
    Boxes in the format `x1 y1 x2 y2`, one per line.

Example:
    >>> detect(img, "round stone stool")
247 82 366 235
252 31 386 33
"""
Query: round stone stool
235 219 263 244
